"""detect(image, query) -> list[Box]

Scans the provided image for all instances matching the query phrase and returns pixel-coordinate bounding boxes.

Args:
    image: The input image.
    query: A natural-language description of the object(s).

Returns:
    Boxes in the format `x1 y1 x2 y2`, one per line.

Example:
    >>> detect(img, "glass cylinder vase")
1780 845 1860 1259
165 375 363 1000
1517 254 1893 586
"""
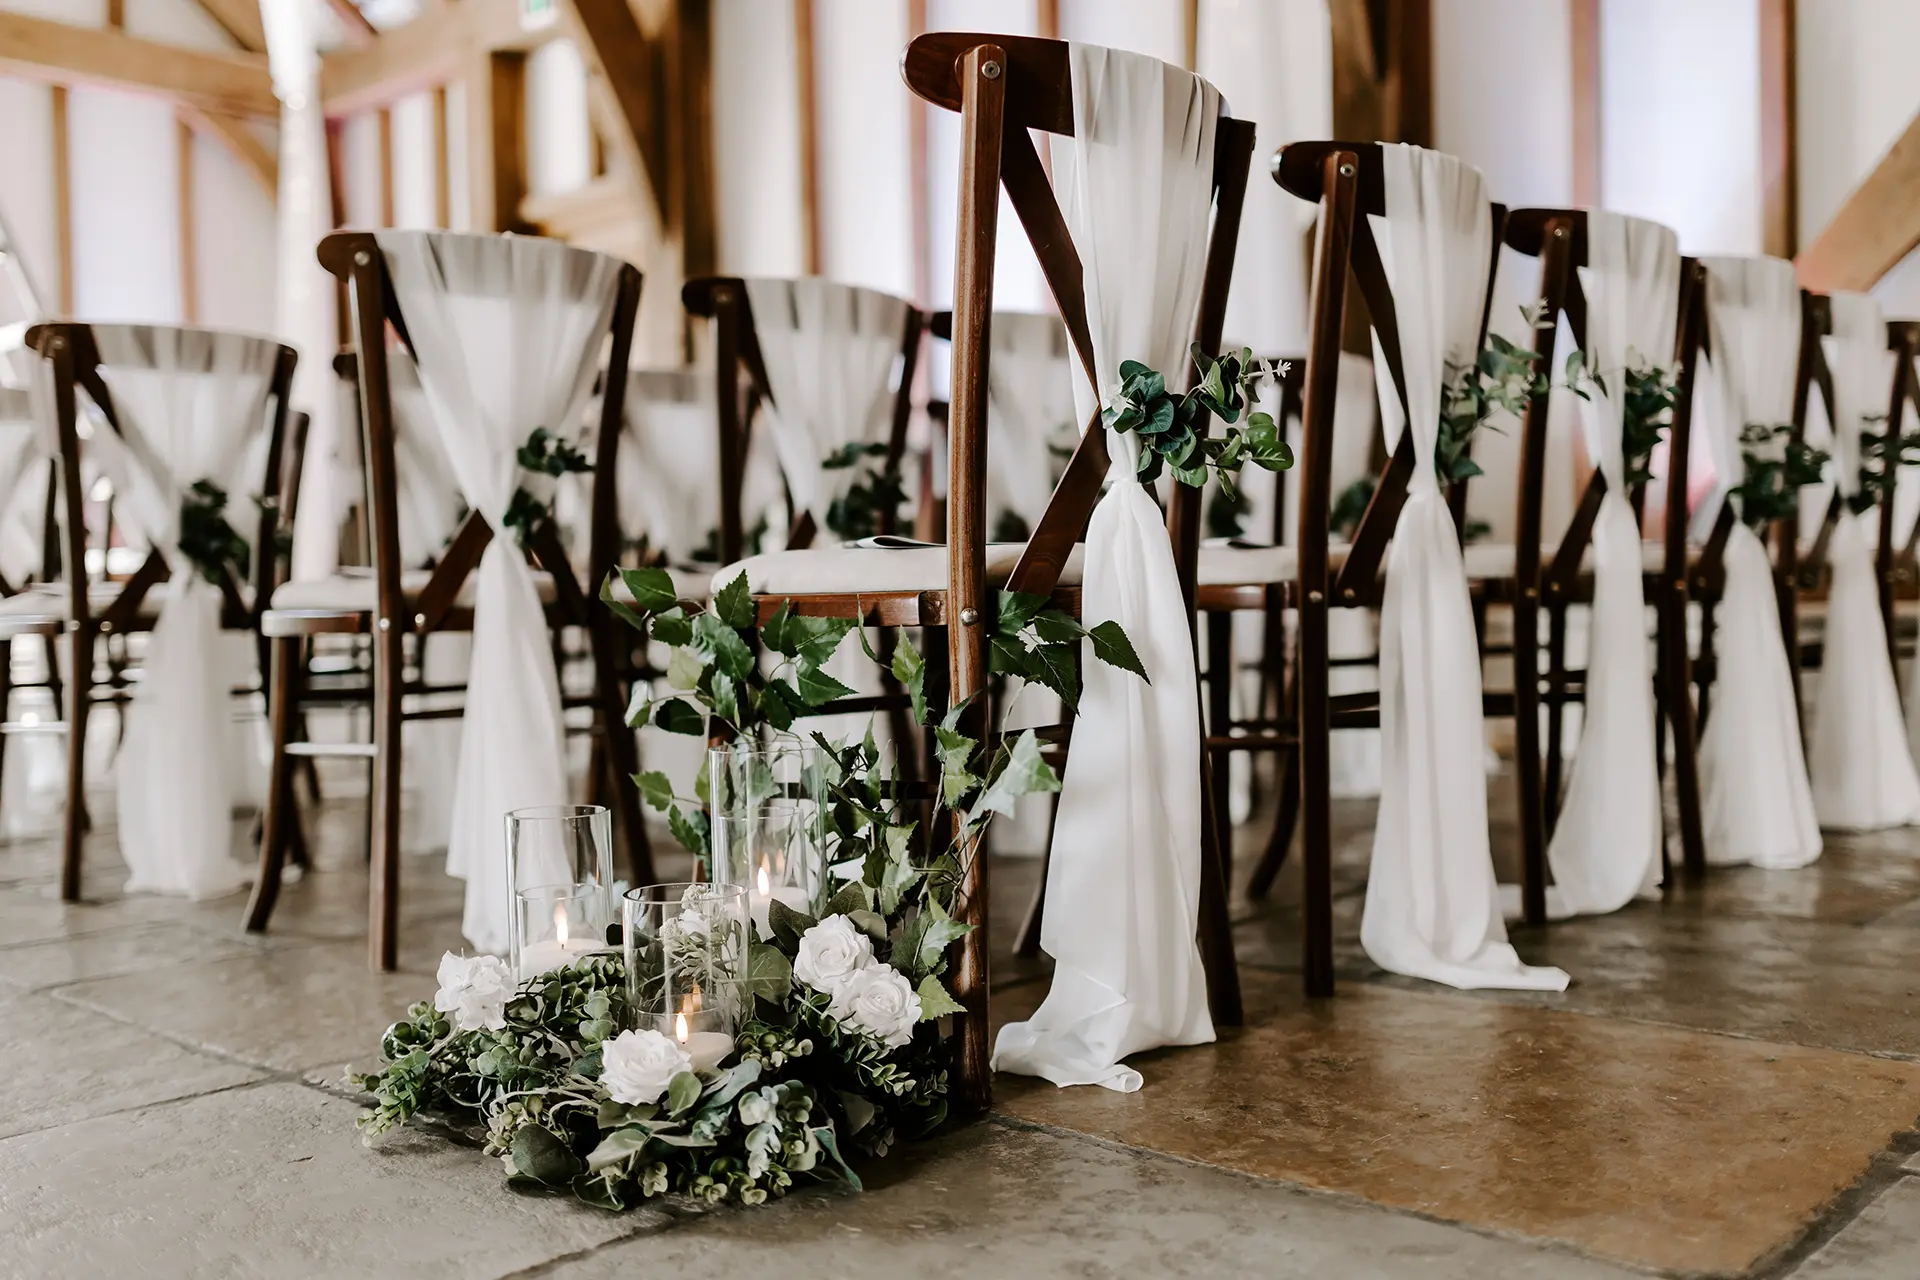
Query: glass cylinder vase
505 804 615 946
708 741 829 907
512 883 606 980
622 882 750 1073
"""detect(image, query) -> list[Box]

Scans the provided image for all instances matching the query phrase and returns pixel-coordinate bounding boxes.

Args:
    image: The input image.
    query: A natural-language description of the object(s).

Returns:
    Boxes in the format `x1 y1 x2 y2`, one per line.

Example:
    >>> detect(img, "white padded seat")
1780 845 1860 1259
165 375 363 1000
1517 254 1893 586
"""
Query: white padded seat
720 542 1086 596
270 567 557 614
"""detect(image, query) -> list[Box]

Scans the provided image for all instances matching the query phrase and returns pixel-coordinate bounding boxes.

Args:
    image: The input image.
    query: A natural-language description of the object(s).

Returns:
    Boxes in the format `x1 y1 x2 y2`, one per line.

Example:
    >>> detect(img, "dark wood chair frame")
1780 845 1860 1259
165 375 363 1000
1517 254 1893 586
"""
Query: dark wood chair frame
758 31 1257 1111
245 230 647 971
20 321 301 902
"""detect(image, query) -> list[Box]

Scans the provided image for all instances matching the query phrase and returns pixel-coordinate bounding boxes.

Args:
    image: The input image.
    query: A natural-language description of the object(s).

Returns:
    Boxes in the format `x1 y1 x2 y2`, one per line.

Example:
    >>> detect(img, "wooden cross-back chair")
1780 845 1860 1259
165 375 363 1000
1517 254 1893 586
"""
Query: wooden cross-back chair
1474 210 1712 910
245 229 646 972
1217 146 1561 980
1880 322 1920 661
718 32 1257 1109
1791 307 1917 675
6 321 300 901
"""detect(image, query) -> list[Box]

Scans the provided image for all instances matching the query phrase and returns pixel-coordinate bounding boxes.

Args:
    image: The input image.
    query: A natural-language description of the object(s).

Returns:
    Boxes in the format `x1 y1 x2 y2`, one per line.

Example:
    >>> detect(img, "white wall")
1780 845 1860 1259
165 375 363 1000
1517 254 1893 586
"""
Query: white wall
712 0 807 277
0 77 59 323
812 0 916 297
67 86 182 323
1601 0 1762 256
1433 0 1572 210
525 39 592 200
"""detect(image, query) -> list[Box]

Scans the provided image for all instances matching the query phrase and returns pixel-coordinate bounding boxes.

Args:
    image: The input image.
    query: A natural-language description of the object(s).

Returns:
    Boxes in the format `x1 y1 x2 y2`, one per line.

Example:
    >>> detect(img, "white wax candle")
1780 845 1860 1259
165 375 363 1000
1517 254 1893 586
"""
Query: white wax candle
518 936 598 980
750 884 811 938
679 1030 735 1073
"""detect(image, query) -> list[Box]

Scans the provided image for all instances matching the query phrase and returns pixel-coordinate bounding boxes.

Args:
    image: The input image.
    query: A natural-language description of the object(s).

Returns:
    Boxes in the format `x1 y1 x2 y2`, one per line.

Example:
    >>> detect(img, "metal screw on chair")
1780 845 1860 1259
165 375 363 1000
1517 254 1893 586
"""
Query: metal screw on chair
355 251 371 266
981 60 1002 80
378 617 391 632
1524 587 1537 599
1553 226 1567 239
1339 163 1356 178
1342 587 1356 601
959 607 980 625
1307 590 1324 604
49 337 63 351
99 621 111 634
414 613 427 629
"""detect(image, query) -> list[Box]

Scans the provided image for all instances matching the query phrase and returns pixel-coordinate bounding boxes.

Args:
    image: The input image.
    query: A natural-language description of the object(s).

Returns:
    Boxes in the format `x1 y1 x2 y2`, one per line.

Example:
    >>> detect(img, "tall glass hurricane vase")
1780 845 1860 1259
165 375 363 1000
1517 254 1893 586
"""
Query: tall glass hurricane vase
505 804 615 934
622 882 750 1073
708 741 830 921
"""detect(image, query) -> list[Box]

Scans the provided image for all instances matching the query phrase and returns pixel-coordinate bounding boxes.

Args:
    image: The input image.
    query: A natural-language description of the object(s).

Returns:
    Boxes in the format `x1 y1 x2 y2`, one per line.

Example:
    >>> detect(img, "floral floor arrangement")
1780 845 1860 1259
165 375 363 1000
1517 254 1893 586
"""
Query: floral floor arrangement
352 570 1140 1210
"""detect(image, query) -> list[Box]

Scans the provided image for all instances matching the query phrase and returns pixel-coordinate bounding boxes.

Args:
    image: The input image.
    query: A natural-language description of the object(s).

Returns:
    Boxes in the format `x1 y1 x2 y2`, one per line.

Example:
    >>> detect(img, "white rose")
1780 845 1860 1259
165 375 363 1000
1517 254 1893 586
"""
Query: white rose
600 1028 693 1106
792 914 874 998
433 952 513 1032
837 963 921 1048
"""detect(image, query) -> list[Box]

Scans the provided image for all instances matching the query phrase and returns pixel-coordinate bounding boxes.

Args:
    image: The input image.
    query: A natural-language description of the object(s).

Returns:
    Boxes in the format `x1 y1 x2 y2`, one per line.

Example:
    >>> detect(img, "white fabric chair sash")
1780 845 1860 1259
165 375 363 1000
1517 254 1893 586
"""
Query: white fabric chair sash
1809 291 1920 829
386 346 468 566
374 230 622 952
992 44 1220 1092
1695 255 1821 868
1539 213 1679 916
1358 146 1567 991
0 386 41 586
88 324 281 899
740 278 909 533
985 311 1077 532
616 368 721 564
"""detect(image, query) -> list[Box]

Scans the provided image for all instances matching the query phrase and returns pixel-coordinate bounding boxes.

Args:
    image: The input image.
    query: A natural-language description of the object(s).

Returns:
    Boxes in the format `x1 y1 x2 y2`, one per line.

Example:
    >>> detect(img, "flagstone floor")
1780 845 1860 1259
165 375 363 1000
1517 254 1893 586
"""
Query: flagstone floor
4 763 1920 1278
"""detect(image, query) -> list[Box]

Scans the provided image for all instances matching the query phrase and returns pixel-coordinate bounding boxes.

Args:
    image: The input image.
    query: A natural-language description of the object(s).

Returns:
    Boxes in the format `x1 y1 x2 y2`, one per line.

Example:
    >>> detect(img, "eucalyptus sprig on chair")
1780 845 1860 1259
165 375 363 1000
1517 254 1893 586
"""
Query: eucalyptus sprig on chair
1103 346 1293 499
1735 422 1829 529
1563 347 1681 488
503 426 592 547
1436 321 1549 486
1847 417 1920 517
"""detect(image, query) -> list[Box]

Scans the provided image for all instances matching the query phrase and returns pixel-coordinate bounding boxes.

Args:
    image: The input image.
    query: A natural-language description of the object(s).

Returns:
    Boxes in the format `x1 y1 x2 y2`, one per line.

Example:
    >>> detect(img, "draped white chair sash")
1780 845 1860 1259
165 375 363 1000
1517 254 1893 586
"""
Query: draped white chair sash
992 44 1220 1092
1538 213 1678 916
985 311 1077 533
0 386 40 586
740 278 908 535
373 230 622 952
616 368 722 564
1358 146 1567 991
1809 291 1920 829
1695 256 1821 868
87 325 281 898
386 346 468 567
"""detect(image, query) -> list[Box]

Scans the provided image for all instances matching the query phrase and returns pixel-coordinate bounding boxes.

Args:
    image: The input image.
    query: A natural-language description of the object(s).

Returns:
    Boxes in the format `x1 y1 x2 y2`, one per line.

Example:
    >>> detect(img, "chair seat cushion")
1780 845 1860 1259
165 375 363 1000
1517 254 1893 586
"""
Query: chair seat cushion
270 567 557 615
720 542 1086 596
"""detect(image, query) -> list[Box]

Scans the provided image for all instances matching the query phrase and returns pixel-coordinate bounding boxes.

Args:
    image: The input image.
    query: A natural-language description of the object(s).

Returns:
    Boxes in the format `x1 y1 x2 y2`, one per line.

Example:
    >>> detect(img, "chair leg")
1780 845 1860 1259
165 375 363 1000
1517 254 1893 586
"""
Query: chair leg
1695 599 1716 732
1511 588 1547 928
368 623 404 971
245 636 301 933
59 626 93 901
1542 601 1569 837
945 616 992 1116
1298 600 1333 997
1205 611 1234 884
0 638 11 816
587 615 653 886
1195 746 1244 1026
1661 586 1708 880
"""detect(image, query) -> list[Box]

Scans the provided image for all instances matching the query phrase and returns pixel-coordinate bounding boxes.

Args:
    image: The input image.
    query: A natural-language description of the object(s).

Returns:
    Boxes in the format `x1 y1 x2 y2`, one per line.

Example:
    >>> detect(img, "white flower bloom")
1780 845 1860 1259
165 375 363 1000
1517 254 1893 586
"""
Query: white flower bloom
433 952 514 1032
600 1029 693 1106
792 914 874 998
837 963 921 1048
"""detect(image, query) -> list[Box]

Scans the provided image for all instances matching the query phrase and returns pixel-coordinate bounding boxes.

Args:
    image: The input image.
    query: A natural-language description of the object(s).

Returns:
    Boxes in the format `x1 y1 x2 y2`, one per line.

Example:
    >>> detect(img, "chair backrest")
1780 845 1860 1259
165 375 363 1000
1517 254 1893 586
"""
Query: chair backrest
1500 208 1697 594
21 321 298 632
1273 142 1504 606
903 32 1255 621
683 275 923 558
317 229 642 636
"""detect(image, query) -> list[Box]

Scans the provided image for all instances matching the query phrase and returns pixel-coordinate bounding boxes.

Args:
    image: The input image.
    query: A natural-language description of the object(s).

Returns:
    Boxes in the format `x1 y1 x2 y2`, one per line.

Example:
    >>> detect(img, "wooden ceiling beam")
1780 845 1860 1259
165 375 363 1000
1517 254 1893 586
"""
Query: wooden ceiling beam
0 10 275 117
181 106 278 196
194 0 266 52
1796 108 1920 292
325 0 378 48
320 0 542 116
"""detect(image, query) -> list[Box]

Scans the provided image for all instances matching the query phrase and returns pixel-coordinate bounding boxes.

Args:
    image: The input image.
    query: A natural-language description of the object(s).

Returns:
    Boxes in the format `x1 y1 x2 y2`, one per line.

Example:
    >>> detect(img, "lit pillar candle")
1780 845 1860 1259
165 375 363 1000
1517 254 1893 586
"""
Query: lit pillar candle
518 902 599 979
750 864 811 939
674 1009 735 1073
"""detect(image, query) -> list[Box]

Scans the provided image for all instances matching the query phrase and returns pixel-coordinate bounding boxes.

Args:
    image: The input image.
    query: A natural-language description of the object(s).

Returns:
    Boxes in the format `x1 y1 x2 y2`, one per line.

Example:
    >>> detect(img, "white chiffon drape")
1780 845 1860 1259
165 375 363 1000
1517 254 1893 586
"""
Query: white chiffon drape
992 45 1219 1091
374 231 620 952
985 312 1077 534
1695 256 1821 869
741 279 907 534
93 326 279 898
1808 291 1920 829
1359 146 1568 991
1539 213 1677 916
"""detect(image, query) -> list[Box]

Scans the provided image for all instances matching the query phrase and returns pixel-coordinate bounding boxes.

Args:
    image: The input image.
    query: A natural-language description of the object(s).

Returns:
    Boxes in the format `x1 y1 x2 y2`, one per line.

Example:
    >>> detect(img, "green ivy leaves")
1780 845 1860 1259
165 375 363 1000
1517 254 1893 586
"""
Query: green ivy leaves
1736 422 1828 530
178 480 250 586
504 426 592 548
1104 347 1294 494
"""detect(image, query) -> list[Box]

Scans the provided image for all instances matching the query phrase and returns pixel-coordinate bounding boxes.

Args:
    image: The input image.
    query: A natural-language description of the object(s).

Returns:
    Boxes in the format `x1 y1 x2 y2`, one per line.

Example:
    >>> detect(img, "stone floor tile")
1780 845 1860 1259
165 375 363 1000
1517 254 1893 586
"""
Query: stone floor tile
543 1121 1646 1280
1792 1178 1920 1277
0 883 181 948
0 922 279 992
0 990 263 1139
49 940 440 1075
992 975 1920 1276
0 1082 650 1279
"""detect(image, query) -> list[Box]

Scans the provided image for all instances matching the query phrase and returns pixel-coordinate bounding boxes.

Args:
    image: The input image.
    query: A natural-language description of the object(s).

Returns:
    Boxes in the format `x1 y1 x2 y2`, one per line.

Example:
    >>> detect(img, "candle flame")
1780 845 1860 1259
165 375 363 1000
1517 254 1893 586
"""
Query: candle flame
756 865 770 895
674 1011 689 1044
553 903 568 945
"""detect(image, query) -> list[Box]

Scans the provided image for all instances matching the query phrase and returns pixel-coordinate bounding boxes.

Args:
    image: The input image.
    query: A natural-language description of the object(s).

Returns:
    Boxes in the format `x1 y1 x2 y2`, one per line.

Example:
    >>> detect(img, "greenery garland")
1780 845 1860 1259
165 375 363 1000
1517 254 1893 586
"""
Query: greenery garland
1734 422 1827 530
354 563 1145 1210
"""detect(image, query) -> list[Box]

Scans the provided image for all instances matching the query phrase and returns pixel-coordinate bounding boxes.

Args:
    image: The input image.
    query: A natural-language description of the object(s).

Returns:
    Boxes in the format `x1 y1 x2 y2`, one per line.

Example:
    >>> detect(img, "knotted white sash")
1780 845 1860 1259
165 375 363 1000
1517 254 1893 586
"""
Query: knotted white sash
740 279 907 535
375 231 620 951
1809 291 1920 829
94 326 278 899
1696 255 1821 868
1360 146 1568 991
1542 213 1677 916
992 44 1220 1091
